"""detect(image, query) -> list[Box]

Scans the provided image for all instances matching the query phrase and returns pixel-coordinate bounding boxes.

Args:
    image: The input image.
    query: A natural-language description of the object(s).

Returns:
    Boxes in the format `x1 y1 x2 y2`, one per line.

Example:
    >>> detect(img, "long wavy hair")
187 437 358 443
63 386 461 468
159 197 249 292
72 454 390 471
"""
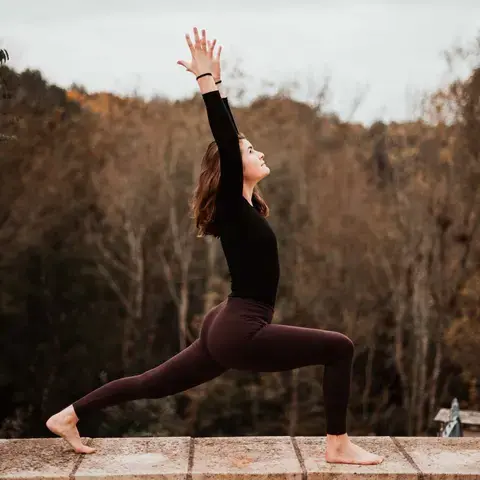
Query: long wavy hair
189 132 269 237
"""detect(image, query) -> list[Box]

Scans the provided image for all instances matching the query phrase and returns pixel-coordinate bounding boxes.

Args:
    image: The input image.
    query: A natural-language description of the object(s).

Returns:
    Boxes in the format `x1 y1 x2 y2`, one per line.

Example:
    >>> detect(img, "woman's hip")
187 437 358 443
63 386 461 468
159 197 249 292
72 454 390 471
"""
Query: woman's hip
199 296 274 355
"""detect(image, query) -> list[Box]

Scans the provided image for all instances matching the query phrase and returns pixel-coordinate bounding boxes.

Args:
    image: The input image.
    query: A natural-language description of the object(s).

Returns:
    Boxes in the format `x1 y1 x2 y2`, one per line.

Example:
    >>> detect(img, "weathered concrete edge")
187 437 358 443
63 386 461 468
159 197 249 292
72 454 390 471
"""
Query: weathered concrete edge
187 436 195 480
292 436 426 479
290 436 308 480
188 435 425 479
68 437 94 480
391 436 425 479
62 435 430 480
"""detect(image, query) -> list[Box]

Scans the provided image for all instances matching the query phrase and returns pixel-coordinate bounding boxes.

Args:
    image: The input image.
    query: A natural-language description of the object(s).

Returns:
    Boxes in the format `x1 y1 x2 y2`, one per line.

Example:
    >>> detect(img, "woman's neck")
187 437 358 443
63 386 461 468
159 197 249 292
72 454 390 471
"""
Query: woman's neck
242 183 255 206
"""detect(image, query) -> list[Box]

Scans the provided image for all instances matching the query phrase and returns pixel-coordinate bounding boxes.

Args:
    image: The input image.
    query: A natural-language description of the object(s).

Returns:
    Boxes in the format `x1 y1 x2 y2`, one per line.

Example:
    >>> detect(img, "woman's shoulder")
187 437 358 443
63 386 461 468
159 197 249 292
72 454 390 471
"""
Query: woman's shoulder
215 194 245 215
214 197 250 228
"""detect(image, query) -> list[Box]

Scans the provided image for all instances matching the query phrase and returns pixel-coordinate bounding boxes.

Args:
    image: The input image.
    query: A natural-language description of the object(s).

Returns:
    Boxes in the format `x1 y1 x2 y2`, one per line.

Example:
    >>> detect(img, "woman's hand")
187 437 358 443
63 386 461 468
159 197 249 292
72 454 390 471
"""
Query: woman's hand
177 27 216 78
207 40 223 82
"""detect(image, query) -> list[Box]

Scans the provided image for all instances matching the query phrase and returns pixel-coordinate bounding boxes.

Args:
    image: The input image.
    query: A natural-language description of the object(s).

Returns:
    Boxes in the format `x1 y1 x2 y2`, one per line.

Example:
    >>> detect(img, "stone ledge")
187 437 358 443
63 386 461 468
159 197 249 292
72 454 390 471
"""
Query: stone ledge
1 436 479 479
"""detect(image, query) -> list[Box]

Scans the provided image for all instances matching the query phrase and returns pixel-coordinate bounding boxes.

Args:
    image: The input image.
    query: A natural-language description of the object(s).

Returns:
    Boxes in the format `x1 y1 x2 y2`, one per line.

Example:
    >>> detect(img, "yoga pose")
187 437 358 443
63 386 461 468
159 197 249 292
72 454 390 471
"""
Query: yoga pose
47 27 383 465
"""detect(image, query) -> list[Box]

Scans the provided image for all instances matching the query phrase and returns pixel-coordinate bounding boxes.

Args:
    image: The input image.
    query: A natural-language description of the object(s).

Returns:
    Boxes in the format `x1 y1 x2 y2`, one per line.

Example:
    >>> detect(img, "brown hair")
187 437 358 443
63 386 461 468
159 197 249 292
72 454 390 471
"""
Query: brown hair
189 132 269 237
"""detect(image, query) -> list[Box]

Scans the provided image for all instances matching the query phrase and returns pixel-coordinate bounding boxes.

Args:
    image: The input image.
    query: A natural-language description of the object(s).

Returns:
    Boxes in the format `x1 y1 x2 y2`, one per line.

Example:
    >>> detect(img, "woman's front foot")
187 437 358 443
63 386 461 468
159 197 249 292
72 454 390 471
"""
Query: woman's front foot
325 433 384 465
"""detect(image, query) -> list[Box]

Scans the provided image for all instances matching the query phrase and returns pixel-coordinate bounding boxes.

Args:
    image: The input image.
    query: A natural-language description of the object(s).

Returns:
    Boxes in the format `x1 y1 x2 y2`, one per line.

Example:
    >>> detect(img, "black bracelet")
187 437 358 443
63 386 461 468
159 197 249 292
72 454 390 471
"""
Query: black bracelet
215 80 222 85
196 72 213 81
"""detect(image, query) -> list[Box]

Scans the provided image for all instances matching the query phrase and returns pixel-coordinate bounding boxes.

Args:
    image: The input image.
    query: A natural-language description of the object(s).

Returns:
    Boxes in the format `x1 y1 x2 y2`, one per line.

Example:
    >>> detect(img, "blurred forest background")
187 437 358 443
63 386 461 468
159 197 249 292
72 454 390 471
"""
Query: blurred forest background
0 33 479 440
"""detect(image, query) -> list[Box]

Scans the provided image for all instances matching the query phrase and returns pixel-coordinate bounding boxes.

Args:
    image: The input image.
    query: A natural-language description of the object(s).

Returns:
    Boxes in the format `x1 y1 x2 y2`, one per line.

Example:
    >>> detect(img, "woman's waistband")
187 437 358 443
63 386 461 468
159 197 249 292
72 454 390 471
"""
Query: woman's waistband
226 294 275 316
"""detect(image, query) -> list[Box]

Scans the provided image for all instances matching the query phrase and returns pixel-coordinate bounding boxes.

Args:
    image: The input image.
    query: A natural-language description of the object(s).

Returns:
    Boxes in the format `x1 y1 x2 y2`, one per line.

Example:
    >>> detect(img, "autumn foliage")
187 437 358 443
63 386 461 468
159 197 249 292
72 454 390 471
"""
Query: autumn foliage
0 37 478 438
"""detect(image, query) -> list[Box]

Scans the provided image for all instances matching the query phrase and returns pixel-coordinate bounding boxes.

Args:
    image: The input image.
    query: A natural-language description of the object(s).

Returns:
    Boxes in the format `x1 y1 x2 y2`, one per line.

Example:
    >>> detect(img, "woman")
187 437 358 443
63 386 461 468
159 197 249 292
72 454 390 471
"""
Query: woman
46 27 383 465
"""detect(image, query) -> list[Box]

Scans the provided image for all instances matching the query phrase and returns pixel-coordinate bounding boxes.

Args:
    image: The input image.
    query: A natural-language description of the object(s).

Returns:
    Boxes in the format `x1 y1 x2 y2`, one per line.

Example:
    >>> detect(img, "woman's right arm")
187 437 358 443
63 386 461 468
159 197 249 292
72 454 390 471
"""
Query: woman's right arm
198 75 243 202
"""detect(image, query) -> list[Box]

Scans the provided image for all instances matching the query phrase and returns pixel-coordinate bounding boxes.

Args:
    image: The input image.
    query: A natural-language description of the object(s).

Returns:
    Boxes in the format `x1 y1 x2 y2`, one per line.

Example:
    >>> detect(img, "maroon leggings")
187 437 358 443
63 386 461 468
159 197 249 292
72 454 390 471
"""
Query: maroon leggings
72 297 354 435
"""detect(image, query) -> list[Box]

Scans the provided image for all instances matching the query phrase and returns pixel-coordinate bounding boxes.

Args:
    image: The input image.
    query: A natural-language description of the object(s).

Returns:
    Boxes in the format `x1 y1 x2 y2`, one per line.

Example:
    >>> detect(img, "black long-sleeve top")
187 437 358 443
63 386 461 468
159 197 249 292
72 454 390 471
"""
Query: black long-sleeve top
202 90 280 308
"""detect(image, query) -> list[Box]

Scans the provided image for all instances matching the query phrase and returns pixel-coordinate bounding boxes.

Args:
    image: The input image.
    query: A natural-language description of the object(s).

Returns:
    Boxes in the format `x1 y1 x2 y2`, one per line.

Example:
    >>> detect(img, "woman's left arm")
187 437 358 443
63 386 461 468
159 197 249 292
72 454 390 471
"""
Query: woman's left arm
208 40 240 134
217 80 228 99
221 92 239 135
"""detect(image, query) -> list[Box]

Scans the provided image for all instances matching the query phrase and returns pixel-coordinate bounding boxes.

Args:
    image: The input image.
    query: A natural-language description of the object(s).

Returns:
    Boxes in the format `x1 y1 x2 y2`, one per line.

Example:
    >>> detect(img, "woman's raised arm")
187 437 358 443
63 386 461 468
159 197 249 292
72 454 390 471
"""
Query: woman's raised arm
207 39 240 135
177 28 243 203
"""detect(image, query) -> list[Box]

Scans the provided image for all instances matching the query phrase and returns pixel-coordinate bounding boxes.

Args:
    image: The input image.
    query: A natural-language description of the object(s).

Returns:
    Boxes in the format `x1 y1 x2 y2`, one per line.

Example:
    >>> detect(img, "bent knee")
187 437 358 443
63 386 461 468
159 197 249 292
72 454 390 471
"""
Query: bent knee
333 332 355 358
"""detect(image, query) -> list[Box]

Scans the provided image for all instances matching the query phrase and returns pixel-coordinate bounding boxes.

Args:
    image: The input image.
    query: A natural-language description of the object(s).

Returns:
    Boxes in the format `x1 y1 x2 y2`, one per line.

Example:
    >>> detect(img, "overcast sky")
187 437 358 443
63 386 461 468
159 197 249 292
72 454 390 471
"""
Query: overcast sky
1 0 479 124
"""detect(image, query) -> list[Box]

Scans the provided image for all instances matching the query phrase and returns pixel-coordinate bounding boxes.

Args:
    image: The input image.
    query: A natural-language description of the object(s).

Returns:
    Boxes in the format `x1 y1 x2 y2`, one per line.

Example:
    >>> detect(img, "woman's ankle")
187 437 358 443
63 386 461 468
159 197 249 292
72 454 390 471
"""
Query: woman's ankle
326 433 349 445
65 405 79 423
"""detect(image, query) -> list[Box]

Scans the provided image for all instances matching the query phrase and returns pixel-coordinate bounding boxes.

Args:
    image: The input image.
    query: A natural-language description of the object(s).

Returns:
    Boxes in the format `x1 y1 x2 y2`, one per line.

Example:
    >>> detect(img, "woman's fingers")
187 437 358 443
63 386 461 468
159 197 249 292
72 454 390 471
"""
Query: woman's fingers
177 59 192 73
186 27 213 59
191 26 210 51
180 28 216 75
216 44 222 60
207 39 217 58
201 28 207 50
193 27 202 49
185 33 195 55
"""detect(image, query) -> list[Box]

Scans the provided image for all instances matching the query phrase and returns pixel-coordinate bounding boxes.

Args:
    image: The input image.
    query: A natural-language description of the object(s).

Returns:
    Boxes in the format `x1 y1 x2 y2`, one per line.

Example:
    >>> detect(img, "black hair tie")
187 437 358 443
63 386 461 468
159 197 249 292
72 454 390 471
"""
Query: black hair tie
196 72 213 80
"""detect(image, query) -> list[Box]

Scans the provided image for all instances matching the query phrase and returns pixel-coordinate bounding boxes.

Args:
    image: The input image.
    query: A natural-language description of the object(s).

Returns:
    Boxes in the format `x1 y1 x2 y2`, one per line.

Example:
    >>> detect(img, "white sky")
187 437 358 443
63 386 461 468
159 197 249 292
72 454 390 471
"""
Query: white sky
1 0 479 124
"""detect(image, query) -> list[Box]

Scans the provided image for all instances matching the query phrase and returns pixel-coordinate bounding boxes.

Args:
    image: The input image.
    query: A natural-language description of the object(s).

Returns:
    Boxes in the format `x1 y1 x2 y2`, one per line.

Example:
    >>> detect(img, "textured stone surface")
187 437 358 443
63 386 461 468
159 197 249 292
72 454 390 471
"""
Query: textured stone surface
295 436 418 480
395 436 480 479
74 437 190 480
1 436 480 479
191 436 302 480
0 437 91 480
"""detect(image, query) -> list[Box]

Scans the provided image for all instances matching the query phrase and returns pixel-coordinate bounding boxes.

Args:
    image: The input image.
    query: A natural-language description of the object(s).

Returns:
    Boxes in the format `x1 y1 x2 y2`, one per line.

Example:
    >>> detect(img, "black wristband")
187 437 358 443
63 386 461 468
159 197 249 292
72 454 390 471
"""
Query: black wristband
215 80 222 85
196 72 213 81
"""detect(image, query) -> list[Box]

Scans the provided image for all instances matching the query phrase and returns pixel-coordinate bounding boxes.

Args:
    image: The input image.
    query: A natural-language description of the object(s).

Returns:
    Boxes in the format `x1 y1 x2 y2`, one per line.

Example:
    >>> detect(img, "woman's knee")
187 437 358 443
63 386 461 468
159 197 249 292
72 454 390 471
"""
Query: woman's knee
332 332 355 359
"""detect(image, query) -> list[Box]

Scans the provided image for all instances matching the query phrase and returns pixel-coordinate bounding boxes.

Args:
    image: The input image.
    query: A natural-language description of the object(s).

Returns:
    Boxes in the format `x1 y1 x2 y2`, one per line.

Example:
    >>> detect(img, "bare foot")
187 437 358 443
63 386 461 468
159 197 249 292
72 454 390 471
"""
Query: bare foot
325 433 384 465
46 405 96 454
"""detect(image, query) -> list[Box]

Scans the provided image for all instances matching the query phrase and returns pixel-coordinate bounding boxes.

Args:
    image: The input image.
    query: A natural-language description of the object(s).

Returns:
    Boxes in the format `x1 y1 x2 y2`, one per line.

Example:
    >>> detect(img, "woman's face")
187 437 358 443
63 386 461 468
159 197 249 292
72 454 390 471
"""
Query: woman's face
240 138 269 183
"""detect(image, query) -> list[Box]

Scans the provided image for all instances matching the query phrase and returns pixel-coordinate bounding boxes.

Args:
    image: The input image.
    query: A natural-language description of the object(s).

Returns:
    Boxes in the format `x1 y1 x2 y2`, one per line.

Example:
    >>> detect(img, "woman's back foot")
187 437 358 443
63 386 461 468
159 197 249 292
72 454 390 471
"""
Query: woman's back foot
46 405 96 454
